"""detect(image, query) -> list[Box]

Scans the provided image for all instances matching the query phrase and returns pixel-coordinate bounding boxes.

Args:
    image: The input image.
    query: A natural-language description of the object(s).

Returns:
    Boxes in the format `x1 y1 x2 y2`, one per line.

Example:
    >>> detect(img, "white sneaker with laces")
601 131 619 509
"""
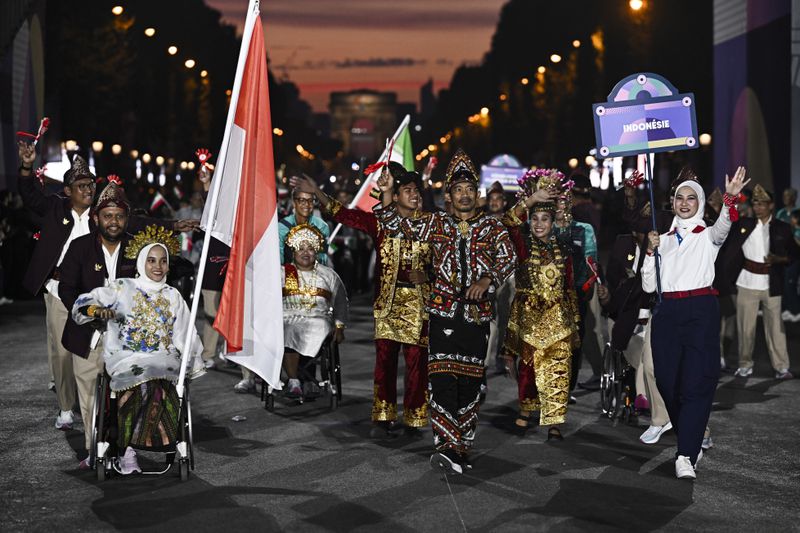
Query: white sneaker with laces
55 410 74 430
675 455 696 479
734 367 753 378
234 378 255 393
119 446 141 475
639 421 673 444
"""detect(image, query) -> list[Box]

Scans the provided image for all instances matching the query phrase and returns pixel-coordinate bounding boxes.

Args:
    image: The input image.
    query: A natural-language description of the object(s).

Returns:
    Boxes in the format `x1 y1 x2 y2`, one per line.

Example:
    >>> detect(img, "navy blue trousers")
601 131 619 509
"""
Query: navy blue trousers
651 295 720 463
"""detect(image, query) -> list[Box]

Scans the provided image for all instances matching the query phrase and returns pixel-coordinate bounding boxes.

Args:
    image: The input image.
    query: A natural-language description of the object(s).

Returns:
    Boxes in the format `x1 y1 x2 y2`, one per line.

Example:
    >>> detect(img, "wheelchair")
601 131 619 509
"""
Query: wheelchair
261 334 342 412
599 343 637 423
89 373 195 481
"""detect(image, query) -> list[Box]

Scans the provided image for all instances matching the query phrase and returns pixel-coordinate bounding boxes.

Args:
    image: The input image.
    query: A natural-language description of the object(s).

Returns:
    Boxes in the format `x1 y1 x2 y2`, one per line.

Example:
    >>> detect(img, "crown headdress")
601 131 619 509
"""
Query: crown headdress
124 225 181 260
444 149 479 189
286 224 324 253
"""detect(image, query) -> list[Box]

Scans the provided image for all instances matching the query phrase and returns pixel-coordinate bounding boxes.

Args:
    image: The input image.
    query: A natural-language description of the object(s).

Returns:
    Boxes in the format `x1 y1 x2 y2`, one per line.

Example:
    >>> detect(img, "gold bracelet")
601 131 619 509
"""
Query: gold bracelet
87 305 98 317
335 323 346 330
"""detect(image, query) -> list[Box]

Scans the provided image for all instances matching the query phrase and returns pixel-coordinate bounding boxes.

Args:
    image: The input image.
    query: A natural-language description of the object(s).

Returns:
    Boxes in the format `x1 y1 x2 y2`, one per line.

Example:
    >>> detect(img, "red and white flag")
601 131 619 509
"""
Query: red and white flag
199 2 283 388
150 191 168 212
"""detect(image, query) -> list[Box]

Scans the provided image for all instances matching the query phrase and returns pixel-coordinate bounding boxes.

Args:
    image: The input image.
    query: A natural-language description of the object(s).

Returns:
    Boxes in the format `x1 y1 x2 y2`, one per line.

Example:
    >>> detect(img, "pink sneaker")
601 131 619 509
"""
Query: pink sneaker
119 447 141 475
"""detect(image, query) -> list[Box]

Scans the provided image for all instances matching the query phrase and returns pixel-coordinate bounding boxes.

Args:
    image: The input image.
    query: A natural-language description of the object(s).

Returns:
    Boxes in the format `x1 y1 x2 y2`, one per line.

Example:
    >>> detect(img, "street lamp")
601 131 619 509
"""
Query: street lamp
550 54 562 63
572 40 581 48
168 46 178 56
142 153 152 164
155 156 165 166
699 133 712 146
537 66 546 74
111 144 122 155
521 77 529 85
130 149 139 159
65 140 78 151
200 70 208 78
629 0 644 11
144 27 156 37
184 59 196 69
111 6 124 16
480 107 489 117
92 141 104 152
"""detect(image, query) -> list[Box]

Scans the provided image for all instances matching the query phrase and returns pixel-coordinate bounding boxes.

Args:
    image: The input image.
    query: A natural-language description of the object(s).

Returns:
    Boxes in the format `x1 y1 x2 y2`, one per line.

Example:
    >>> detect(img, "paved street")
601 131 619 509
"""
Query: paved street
1 295 798 532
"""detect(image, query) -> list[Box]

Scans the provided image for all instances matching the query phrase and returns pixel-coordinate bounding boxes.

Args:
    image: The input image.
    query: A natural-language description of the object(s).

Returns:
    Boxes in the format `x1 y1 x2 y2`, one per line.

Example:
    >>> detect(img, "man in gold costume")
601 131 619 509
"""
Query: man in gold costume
291 168 431 436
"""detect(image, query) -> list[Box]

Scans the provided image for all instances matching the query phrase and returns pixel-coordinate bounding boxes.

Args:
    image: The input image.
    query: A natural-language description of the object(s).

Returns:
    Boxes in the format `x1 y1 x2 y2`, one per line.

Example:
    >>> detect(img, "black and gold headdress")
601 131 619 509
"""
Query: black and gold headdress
444 149 479 190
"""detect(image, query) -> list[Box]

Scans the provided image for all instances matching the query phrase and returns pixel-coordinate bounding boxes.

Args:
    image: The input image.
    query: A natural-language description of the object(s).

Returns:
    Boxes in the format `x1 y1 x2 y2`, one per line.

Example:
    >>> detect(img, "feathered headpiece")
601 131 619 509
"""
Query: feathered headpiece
286 224 325 253
124 225 181 260
444 149 479 190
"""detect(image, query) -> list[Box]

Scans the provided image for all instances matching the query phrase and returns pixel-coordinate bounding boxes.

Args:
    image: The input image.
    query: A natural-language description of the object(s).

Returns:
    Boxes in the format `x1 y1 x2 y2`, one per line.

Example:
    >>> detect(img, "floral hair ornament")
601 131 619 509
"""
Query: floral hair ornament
285 224 325 253
124 225 181 260
16 117 50 146
515 168 570 200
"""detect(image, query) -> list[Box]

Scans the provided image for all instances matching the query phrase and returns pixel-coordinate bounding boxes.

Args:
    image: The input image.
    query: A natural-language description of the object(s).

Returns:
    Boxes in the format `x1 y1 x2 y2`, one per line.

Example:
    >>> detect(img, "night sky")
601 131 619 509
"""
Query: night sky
206 0 507 111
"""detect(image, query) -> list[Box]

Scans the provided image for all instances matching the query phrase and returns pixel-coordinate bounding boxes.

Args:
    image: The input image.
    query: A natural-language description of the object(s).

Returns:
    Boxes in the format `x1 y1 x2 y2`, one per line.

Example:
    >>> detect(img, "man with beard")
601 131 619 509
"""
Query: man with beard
58 182 138 468
291 165 431 437
18 140 197 450
373 149 517 473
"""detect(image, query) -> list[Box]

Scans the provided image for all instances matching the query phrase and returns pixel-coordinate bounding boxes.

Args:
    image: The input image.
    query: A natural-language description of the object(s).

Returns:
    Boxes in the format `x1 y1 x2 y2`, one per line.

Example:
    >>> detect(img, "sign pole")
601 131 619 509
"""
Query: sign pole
644 153 663 303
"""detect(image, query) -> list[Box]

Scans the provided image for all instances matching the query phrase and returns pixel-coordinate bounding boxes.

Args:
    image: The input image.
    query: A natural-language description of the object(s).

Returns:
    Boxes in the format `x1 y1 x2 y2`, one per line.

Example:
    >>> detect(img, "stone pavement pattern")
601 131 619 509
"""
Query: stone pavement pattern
1 295 798 532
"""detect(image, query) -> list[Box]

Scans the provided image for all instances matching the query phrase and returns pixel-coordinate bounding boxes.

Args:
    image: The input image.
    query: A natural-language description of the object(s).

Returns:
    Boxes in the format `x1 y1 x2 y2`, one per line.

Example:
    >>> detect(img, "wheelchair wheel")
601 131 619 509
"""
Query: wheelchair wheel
600 344 615 417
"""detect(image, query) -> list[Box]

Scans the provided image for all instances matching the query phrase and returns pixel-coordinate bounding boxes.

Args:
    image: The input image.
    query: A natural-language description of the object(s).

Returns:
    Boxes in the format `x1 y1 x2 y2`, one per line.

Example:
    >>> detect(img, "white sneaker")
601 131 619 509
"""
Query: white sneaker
47 380 56 393
675 455 696 479
55 410 74 430
119 446 141 475
234 378 255 393
0 296 12 305
701 427 714 450
203 359 216 370
774 369 794 380
734 367 753 378
639 422 673 444
693 449 704 469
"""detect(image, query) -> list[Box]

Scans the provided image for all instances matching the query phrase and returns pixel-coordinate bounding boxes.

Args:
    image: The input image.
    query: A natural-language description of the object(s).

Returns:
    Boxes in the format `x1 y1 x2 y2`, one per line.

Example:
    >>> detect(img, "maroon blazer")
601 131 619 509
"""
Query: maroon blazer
58 232 137 358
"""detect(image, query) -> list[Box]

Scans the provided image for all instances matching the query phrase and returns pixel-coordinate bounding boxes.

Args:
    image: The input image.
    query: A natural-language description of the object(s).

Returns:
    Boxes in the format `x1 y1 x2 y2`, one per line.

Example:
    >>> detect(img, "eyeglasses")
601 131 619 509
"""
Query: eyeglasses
294 197 314 205
73 182 96 192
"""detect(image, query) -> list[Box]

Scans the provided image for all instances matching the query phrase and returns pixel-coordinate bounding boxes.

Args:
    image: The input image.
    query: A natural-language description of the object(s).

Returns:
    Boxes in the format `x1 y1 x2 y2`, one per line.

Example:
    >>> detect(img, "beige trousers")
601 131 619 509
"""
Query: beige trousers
73 340 104 451
736 286 791 371
44 292 76 411
625 322 669 426
201 289 221 361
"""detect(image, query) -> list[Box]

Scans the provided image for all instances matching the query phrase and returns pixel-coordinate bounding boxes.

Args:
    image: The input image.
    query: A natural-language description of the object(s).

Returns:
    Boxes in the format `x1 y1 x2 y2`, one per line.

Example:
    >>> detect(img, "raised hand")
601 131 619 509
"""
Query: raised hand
289 175 318 195
376 166 393 193
524 186 559 208
174 219 200 232
17 140 36 168
725 166 749 196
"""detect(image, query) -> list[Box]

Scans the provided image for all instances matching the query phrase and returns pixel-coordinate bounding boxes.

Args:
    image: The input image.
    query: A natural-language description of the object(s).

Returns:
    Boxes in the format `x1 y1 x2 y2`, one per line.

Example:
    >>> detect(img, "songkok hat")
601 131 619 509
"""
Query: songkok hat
63 154 96 186
393 169 423 193
752 184 773 202
286 224 325 253
95 181 130 213
445 149 479 190
487 181 505 196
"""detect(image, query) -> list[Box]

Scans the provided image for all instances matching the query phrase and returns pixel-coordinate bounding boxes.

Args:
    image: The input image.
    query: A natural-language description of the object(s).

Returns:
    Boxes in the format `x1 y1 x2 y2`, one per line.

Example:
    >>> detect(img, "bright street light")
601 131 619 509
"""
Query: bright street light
168 46 178 56
92 141 103 152
111 6 124 16
144 27 156 37
111 144 122 155
184 59 196 69
629 0 644 11
550 54 562 63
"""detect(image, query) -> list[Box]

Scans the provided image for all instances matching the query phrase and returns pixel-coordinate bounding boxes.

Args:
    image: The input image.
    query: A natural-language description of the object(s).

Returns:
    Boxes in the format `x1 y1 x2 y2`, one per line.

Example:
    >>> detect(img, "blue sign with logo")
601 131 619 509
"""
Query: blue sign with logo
592 73 698 159
480 154 524 192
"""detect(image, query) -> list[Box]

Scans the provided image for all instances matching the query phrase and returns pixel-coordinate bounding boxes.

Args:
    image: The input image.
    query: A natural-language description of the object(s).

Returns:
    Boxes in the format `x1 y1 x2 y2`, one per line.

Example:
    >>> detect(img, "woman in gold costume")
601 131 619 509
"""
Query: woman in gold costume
502 169 580 440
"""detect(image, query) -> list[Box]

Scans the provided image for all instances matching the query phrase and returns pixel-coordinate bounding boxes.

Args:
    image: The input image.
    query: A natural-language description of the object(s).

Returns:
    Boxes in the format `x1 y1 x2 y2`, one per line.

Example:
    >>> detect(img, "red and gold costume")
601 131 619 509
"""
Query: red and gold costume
502 185 580 426
325 197 431 427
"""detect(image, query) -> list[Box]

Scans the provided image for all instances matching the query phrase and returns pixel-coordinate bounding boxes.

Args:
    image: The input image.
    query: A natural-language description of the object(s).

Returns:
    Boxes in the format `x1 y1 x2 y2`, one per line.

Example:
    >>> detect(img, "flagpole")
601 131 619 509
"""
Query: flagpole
176 0 260 399
328 114 411 243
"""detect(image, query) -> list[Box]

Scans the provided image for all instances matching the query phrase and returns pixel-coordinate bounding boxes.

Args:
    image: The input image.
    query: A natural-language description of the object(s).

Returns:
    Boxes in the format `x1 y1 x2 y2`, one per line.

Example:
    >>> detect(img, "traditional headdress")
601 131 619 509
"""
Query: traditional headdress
285 223 325 253
63 154 95 186
124 225 181 260
444 149 479 190
752 184 773 203
516 168 574 214
94 181 130 212
669 166 699 197
393 169 423 193
487 181 505 197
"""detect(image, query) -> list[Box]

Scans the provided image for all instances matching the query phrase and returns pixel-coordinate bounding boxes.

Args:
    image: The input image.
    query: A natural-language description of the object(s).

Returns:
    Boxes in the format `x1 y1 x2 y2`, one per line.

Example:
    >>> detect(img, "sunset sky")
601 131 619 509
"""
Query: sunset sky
205 0 507 112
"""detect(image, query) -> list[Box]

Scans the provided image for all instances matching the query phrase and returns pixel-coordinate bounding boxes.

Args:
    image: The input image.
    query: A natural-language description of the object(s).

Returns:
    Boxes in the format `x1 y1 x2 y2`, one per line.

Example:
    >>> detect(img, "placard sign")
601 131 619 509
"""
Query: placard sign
480 154 525 192
592 73 698 159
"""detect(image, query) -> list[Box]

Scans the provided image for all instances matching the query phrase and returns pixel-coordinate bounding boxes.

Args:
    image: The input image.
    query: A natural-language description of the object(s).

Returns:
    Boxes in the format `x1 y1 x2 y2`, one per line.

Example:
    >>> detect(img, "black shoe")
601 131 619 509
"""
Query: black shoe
578 375 601 391
369 421 398 439
458 453 473 469
404 426 424 439
512 413 531 436
430 449 463 474
547 427 564 441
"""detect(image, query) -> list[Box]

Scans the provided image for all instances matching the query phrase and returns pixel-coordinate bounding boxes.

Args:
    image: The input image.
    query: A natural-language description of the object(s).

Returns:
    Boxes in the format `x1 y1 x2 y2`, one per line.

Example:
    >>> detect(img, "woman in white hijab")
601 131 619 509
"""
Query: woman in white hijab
640 167 748 480
73 238 204 474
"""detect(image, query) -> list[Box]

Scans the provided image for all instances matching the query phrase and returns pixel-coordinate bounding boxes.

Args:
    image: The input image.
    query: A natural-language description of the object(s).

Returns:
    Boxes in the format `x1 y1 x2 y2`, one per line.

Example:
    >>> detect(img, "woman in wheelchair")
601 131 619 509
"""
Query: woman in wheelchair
281 224 348 399
72 232 205 474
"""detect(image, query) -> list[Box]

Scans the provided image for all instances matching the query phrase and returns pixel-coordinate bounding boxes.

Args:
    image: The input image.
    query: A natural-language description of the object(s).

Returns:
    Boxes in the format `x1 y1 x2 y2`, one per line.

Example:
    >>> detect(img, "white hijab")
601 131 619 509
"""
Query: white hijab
670 180 706 232
135 243 169 293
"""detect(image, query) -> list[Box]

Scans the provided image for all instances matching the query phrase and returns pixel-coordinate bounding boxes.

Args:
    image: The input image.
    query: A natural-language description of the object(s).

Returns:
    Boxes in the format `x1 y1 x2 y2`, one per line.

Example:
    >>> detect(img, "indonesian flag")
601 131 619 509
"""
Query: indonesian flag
150 191 167 212
199 2 283 388
328 115 414 242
